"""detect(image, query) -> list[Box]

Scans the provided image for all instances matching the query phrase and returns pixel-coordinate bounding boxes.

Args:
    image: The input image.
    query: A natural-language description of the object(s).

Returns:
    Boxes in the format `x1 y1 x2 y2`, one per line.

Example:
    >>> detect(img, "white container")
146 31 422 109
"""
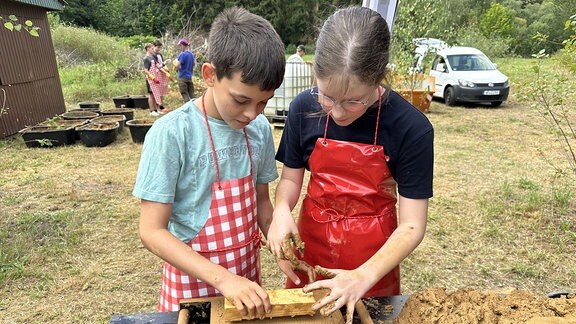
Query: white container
264 62 314 123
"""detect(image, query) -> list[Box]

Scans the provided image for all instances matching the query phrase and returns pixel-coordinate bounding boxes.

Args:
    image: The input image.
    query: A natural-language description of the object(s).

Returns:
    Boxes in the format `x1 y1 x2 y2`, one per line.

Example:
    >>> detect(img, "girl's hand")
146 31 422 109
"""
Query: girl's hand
217 273 271 319
267 206 298 260
303 268 371 322
276 258 316 286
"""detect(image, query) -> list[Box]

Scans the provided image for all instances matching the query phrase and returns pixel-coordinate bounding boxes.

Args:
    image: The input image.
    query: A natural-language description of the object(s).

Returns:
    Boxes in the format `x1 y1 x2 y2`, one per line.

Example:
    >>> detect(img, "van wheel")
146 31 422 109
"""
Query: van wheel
444 87 456 106
490 101 503 107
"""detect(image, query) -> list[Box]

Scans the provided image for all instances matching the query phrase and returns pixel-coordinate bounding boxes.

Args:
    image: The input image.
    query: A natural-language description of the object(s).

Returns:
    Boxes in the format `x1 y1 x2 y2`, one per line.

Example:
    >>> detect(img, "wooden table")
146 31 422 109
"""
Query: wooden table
109 295 409 324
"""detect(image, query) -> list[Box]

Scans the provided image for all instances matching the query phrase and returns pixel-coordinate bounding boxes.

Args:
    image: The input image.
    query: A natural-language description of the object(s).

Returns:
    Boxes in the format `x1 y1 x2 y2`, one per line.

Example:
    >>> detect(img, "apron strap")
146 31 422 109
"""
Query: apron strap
373 86 383 146
195 232 261 253
322 85 384 148
201 94 253 189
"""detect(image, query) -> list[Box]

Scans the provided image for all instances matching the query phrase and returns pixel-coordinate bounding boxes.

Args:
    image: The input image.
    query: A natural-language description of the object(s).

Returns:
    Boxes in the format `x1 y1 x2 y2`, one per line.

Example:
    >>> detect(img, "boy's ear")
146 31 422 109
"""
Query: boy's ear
202 63 216 87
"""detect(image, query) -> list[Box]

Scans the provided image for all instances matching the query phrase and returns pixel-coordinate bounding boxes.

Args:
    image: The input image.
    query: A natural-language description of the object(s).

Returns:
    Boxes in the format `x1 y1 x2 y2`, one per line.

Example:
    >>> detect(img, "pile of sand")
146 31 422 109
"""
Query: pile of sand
392 288 576 324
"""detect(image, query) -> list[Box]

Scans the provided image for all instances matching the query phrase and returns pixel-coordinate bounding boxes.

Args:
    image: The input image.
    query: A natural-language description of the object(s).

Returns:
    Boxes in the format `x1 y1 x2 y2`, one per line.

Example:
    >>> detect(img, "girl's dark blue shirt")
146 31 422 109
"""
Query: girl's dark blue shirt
276 88 434 199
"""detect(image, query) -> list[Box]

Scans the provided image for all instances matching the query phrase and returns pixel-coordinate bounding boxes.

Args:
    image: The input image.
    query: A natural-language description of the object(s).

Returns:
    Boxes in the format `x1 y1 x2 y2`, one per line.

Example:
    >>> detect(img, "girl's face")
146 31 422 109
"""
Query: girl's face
315 78 378 126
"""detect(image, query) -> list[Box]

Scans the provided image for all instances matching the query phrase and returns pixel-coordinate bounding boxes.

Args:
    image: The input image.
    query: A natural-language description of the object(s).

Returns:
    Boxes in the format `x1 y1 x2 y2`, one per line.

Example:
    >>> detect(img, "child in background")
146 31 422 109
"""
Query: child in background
133 7 285 319
143 43 160 116
151 39 169 113
172 38 196 102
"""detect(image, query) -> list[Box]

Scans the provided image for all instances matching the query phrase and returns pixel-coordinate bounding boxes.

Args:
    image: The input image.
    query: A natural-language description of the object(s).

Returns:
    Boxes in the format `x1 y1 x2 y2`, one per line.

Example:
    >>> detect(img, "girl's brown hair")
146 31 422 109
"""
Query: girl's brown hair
314 7 391 93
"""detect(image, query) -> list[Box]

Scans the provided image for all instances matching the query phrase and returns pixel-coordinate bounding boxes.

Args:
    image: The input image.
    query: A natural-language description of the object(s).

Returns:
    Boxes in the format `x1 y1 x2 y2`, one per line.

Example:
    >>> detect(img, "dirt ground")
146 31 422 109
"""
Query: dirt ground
1 97 575 323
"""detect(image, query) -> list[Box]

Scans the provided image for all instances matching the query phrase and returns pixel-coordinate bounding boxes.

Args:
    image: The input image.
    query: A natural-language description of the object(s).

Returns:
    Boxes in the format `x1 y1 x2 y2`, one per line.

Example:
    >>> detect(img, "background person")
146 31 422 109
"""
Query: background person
152 39 169 112
133 7 286 319
143 43 160 116
287 44 305 63
173 38 196 102
267 6 434 319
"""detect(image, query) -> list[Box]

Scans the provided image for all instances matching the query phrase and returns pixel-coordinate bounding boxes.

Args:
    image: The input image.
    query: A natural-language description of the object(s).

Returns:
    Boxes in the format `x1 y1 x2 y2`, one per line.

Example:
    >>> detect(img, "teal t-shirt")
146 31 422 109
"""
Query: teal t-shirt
132 102 278 242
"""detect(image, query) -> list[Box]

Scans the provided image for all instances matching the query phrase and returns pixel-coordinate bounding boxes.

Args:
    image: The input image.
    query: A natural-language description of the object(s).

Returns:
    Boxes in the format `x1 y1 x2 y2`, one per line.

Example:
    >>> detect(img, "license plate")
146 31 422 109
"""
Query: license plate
483 90 500 95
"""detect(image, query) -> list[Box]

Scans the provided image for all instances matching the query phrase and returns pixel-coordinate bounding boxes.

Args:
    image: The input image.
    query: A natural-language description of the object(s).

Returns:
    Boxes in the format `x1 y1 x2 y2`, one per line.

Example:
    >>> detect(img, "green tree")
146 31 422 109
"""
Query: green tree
58 0 100 28
480 3 516 39
393 0 444 52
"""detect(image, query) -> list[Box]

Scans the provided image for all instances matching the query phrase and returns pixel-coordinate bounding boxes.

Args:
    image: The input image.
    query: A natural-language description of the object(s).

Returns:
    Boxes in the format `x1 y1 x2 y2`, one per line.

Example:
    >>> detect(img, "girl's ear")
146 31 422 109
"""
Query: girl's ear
202 63 216 87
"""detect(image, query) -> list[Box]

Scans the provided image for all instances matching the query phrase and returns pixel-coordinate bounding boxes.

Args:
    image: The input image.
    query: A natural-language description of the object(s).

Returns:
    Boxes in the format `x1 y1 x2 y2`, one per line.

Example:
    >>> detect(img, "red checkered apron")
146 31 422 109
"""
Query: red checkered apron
158 95 260 312
146 59 169 105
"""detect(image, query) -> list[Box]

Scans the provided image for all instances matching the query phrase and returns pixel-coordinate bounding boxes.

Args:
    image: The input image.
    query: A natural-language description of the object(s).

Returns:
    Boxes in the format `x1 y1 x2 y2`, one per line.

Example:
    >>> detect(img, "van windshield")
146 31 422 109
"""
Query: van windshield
447 54 496 71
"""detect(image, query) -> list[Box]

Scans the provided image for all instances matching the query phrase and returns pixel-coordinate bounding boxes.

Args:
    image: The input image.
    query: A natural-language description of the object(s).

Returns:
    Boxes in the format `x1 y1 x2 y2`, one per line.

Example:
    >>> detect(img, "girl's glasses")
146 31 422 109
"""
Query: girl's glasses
310 89 373 111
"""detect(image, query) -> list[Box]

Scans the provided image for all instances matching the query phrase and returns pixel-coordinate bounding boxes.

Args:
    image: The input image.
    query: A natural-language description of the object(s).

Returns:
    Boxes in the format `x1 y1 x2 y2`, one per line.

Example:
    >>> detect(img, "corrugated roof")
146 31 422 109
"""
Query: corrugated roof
10 0 66 11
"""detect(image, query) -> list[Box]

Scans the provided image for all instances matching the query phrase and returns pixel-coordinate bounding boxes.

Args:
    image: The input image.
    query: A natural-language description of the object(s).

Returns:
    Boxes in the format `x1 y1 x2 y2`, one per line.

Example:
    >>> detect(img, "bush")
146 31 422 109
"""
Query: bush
456 26 512 58
59 63 144 104
121 35 156 49
52 23 147 104
52 24 136 67
556 46 576 73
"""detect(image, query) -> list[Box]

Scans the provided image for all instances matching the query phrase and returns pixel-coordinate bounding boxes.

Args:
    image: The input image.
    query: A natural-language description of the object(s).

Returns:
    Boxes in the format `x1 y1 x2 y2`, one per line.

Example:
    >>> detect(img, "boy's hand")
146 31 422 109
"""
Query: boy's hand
217 273 271 319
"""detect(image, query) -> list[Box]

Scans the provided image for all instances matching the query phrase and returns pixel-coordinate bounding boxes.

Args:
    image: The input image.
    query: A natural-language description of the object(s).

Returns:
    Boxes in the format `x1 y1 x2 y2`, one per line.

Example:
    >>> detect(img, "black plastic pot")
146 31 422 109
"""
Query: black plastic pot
112 95 134 108
20 125 76 148
76 122 119 147
100 108 135 121
38 118 90 140
126 119 154 143
130 95 150 109
79 101 101 109
90 115 126 133
61 111 100 120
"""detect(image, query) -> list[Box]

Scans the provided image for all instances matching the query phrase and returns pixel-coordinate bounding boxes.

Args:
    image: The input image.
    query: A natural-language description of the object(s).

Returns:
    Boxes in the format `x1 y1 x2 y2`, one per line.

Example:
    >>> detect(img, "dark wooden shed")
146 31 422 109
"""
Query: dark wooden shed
0 0 65 139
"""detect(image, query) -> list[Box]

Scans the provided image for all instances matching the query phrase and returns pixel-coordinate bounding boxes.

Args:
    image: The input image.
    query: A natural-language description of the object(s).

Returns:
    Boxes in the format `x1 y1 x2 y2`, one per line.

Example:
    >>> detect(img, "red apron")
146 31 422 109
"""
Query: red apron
287 88 400 297
158 96 261 311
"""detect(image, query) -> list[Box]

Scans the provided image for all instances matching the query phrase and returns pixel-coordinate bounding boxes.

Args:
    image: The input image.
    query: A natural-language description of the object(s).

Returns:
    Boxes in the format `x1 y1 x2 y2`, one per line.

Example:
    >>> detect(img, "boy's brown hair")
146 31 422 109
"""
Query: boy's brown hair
207 7 285 91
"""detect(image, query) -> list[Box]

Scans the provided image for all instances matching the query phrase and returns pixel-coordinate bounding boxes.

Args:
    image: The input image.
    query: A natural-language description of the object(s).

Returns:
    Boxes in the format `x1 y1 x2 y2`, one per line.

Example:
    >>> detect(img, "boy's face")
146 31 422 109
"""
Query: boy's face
209 69 274 129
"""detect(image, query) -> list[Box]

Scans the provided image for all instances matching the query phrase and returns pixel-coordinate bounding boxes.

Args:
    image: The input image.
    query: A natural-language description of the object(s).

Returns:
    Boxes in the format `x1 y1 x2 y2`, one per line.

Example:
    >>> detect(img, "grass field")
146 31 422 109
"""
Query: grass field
0 57 575 322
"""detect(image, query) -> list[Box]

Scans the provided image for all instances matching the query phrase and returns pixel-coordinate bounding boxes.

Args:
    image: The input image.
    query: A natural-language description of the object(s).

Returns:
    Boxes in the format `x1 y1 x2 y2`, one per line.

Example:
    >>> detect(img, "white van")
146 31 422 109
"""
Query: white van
429 47 509 107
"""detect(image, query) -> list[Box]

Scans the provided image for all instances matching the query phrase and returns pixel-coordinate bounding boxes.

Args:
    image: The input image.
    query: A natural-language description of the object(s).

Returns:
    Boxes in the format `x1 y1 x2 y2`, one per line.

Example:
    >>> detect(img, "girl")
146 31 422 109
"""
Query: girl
268 6 434 320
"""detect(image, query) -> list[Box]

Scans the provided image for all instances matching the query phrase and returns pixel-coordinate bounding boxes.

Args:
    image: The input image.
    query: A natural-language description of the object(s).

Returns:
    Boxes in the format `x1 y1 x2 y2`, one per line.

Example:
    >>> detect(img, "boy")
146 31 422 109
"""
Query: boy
133 7 285 319
172 38 196 102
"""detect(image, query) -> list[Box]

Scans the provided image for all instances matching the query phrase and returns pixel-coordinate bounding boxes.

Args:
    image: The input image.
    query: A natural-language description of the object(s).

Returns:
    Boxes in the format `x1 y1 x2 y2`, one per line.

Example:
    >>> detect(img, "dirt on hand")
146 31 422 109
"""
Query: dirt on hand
392 288 576 324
